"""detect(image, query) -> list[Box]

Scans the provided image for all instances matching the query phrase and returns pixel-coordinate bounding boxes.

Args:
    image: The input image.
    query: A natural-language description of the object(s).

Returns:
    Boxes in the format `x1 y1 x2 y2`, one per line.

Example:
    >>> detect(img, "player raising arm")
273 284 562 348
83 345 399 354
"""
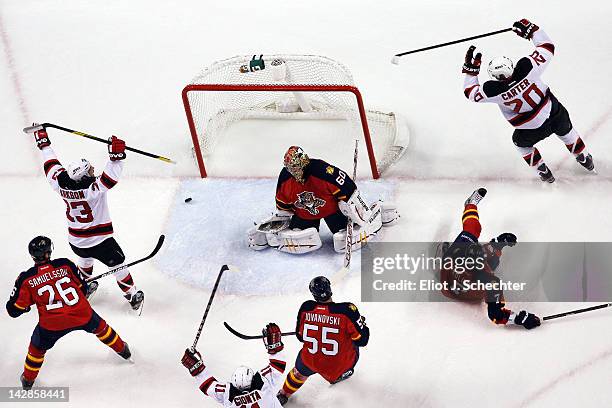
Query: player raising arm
181 323 287 407
32 125 143 311
462 19 595 183
437 189 540 330
277 276 369 405
248 146 399 254
6 236 131 390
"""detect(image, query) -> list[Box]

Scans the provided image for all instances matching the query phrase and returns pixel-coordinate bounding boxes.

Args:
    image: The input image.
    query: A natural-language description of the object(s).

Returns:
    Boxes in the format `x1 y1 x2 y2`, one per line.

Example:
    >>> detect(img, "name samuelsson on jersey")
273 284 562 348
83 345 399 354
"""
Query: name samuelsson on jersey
28 267 70 288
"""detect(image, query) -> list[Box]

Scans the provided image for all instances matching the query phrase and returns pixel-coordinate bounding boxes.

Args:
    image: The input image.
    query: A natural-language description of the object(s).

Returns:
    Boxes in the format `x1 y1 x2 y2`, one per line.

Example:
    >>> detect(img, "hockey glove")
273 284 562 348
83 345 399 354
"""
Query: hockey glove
181 348 205 376
512 19 539 40
108 136 126 161
462 46 482 76
33 124 51 150
491 233 517 249
487 301 511 325
263 322 284 354
514 310 541 330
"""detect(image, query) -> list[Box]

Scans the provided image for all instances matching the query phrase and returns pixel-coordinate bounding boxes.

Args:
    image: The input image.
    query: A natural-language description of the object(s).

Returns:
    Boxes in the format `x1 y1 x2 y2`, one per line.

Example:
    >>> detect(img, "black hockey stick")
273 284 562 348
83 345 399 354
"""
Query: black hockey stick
223 321 296 340
23 123 176 164
85 235 165 282
191 265 229 351
543 303 612 321
392 27 512 64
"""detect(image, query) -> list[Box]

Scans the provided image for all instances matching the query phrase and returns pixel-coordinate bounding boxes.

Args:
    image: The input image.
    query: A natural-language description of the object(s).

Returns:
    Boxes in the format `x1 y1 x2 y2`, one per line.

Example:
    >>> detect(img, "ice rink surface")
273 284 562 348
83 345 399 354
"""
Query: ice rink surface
1 1 611 407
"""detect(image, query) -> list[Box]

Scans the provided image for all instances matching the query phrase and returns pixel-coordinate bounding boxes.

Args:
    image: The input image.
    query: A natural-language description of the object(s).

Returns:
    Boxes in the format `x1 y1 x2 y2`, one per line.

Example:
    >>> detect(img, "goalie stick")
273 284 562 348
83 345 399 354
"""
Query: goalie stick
85 235 165 282
191 265 229 351
223 321 296 340
23 122 176 164
543 303 612 321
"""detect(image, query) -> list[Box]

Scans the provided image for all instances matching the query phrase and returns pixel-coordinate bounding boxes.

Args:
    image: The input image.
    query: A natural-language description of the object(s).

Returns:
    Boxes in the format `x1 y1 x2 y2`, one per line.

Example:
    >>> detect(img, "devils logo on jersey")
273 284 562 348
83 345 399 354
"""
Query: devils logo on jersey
294 191 326 216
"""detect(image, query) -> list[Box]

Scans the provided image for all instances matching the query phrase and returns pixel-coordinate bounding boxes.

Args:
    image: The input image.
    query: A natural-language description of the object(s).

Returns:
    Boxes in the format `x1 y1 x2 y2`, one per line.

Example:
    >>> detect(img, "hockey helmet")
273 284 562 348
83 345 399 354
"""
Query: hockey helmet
283 146 310 183
231 366 255 391
309 276 332 302
488 56 514 81
67 159 93 181
28 236 53 262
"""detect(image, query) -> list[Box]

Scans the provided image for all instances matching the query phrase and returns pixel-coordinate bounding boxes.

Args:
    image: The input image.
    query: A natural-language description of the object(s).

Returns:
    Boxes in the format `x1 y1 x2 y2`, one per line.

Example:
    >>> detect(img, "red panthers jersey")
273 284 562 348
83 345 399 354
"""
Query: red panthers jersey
276 159 356 220
6 258 93 331
295 300 369 382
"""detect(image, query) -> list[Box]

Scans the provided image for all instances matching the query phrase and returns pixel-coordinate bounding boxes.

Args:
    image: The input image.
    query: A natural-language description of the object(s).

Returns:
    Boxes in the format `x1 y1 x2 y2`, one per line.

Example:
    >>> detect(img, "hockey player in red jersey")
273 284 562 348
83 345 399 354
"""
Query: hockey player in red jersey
6 236 131 390
277 276 369 405
462 19 595 183
32 125 143 311
181 323 287 407
438 188 540 330
248 146 399 254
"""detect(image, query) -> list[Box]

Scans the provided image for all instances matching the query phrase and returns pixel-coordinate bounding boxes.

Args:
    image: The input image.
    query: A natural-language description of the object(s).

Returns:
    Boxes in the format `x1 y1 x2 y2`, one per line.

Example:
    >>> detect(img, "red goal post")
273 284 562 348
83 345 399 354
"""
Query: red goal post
182 84 380 179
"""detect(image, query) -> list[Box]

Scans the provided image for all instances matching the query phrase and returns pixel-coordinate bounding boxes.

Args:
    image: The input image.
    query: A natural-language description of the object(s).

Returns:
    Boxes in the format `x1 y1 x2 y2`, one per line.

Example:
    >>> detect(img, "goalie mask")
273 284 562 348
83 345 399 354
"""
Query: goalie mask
283 146 310 183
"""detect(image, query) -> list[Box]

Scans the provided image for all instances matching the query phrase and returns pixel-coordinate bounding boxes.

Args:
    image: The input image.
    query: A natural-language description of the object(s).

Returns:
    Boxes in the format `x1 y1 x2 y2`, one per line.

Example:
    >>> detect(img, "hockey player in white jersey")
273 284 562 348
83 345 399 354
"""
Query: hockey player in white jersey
32 125 144 311
462 19 595 183
181 323 287 408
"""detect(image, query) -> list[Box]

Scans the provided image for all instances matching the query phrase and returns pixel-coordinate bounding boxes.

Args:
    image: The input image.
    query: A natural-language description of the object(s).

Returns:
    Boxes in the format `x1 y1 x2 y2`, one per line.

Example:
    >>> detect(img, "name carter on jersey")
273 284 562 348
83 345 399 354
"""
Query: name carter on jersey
501 78 530 101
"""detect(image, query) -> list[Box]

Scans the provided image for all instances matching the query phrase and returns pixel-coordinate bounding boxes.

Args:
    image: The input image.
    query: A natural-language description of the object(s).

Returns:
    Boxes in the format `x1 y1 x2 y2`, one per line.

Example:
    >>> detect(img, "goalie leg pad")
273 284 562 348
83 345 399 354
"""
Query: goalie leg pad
267 227 322 254
333 210 383 253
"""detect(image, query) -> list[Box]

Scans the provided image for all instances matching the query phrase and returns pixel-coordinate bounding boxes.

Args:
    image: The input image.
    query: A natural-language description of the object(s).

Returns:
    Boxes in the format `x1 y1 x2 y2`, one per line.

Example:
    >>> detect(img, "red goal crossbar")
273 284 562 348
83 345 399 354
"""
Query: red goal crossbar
181 84 380 179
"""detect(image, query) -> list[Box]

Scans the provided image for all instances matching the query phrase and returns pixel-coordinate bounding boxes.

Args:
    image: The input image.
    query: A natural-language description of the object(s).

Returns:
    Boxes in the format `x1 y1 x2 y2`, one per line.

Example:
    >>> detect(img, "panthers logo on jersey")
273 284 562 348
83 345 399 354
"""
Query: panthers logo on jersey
294 191 326 216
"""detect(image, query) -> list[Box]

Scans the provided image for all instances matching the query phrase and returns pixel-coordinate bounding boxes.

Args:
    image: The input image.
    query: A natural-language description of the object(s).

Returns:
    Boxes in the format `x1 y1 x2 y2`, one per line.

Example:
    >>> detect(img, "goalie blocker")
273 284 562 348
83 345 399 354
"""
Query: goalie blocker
247 147 399 254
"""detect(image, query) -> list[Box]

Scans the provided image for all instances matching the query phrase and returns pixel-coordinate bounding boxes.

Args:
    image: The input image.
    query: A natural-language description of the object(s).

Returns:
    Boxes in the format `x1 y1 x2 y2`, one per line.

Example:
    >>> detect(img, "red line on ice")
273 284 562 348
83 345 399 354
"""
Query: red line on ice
0 7 29 124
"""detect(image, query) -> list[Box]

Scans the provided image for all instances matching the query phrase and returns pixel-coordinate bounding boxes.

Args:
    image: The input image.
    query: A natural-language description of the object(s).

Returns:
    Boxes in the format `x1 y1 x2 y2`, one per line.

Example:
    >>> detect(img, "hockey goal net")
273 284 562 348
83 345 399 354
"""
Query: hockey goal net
182 54 409 178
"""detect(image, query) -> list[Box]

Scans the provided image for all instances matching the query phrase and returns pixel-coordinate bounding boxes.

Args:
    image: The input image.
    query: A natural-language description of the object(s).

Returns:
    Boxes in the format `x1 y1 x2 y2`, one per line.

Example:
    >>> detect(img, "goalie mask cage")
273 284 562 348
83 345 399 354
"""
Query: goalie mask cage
181 54 409 178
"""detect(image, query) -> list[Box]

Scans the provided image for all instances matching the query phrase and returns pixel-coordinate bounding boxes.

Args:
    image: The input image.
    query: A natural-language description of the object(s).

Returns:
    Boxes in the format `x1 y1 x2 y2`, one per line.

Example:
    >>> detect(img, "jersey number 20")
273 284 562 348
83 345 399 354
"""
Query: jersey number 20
37 277 80 310
303 324 339 356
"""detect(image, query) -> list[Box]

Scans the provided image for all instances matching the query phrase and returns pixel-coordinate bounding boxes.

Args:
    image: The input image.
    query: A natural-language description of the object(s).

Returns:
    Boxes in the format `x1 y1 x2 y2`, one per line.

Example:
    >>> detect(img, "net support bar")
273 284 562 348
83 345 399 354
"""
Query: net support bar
181 84 380 179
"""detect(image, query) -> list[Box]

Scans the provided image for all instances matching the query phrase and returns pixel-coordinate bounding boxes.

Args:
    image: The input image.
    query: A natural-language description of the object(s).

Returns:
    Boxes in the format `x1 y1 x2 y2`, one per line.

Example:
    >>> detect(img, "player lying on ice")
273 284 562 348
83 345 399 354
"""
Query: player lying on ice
6 236 132 390
277 276 369 405
462 19 595 183
32 125 144 312
182 323 287 407
248 146 399 254
437 188 541 330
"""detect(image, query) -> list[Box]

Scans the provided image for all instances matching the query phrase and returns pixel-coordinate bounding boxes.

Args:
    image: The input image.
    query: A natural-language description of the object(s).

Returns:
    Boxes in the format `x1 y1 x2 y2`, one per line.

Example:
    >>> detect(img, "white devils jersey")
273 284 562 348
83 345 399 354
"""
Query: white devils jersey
194 351 287 408
41 146 122 248
464 29 556 130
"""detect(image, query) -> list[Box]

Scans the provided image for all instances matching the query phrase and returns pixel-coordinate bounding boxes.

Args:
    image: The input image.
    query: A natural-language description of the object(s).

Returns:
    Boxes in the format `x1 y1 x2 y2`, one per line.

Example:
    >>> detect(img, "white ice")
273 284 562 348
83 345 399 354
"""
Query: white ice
1 1 612 407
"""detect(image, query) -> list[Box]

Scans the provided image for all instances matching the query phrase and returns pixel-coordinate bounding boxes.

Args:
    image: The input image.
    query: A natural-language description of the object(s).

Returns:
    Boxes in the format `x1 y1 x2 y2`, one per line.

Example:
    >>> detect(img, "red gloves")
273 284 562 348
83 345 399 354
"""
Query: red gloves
181 348 205 376
108 136 126 161
462 46 482 76
34 126 51 150
262 323 284 354
513 19 539 40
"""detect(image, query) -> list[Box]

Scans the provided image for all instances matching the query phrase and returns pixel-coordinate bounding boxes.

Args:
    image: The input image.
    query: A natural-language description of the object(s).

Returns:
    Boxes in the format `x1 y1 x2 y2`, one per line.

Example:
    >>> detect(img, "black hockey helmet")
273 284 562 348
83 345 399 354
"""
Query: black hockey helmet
309 276 332 302
28 236 53 262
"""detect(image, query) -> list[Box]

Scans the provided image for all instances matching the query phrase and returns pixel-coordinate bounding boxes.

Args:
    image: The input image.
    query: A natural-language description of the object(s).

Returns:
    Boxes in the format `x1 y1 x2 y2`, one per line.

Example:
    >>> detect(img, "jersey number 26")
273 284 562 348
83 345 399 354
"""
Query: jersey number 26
37 277 80 310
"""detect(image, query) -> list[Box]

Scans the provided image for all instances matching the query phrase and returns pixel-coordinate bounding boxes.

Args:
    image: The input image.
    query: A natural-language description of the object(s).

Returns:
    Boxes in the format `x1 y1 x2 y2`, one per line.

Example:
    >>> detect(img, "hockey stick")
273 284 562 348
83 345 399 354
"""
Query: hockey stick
223 321 296 340
331 140 359 285
191 265 229 351
543 303 612 321
85 235 165 282
23 123 176 164
391 27 512 64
